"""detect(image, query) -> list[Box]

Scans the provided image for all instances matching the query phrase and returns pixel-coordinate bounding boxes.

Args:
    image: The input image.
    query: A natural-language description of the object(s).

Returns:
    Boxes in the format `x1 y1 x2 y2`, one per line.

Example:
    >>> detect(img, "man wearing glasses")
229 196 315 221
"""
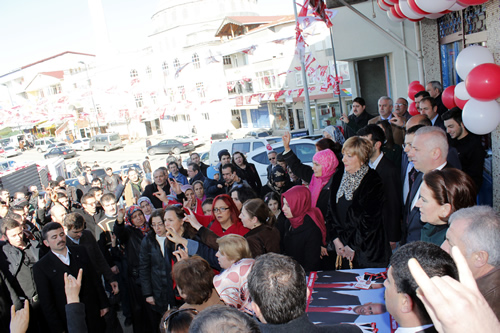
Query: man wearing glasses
266 150 278 183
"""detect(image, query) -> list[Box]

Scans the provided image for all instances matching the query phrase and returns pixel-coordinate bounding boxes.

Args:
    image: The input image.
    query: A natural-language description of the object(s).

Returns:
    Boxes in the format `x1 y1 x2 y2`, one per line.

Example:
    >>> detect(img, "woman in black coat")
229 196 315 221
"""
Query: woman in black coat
232 151 262 193
139 209 176 330
280 186 325 272
114 205 152 333
329 137 391 269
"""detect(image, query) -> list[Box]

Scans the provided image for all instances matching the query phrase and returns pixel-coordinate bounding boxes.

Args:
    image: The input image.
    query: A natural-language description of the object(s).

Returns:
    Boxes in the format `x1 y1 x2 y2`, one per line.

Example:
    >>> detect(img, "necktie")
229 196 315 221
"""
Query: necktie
408 167 418 189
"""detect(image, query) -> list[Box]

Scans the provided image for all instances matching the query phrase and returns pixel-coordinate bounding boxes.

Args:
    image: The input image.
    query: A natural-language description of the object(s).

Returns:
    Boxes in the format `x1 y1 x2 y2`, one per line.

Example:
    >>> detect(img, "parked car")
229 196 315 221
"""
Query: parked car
90 133 123 152
147 139 194 156
0 146 21 158
176 134 204 147
120 162 144 177
208 137 282 166
84 168 107 182
245 138 319 184
72 138 91 151
0 160 17 171
34 138 56 152
47 142 70 150
44 147 76 160
244 129 273 138
210 132 228 144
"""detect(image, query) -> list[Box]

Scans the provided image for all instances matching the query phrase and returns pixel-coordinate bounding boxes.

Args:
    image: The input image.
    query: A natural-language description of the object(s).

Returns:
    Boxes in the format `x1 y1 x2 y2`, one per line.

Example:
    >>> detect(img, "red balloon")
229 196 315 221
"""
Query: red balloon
459 0 488 4
408 80 421 88
465 63 500 102
395 3 408 18
390 6 403 18
408 83 425 101
381 0 394 7
409 102 419 116
454 94 468 110
442 85 457 109
408 0 430 15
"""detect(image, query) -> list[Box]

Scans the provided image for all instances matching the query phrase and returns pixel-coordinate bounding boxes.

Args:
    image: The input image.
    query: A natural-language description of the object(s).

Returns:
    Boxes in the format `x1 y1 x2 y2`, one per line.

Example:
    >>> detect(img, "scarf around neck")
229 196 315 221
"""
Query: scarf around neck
336 164 369 203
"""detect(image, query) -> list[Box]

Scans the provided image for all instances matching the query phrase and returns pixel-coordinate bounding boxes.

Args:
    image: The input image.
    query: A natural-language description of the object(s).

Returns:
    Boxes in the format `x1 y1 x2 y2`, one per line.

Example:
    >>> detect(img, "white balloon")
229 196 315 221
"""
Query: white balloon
425 12 445 19
455 82 471 100
456 45 495 81
415 0 456 13
378 0 391 11
462 99 500 135
387 9 404 22
400 0 424 19
450 2 467 10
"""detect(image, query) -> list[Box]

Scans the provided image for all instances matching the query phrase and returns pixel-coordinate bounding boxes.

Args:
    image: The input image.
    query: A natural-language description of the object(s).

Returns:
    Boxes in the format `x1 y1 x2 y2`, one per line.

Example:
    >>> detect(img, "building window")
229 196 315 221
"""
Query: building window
151 93 157 104
192 53 200 69
307 72 314 85
49 84 62 95
295 73 303 87
231 109 240 116
168 88 175 102
130 69 139 78
135 93 143 108
162 61 169 75
256 71 277 90
178 86 186 100
173 59 180 71
96 104 102 114
223 55 232 65
39 89 45 98
202 112 210 120
196 82 205 98
146 66 152 79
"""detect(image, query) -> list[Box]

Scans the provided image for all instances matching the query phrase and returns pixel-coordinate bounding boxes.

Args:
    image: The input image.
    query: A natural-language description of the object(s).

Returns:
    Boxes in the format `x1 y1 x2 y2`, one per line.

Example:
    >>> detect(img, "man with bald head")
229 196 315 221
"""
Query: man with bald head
441 206 500 320
50 204 68 224
403 127 449 244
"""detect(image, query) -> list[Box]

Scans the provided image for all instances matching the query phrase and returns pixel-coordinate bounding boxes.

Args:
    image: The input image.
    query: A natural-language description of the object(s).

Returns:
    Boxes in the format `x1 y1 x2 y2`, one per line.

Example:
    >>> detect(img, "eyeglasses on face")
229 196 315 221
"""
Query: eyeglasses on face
213 207 229 213
269 157 276 160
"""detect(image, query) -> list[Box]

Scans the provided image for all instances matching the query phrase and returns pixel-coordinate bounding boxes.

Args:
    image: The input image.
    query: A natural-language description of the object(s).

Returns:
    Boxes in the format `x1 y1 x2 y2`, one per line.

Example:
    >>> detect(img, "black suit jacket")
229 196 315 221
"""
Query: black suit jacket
33 245 109 333
375 156 402 242
308 291 362 324
402 172 424 245
433 116 446 132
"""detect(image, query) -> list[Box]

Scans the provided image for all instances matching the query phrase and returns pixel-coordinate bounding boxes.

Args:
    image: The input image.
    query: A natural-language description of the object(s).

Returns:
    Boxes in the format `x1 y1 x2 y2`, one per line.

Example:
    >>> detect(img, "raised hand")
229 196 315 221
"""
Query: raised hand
282 131 292 152
183 207 203 230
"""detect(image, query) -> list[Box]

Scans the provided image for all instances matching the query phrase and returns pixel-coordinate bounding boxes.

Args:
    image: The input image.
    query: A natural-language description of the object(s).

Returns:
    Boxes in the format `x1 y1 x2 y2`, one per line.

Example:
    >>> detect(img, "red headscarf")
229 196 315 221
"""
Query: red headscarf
309 149 339 207
281 186 326 245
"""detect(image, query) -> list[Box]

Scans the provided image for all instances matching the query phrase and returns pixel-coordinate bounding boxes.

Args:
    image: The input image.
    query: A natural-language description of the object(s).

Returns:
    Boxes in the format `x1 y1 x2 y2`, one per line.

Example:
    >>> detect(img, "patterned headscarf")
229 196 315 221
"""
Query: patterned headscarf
124 205 150 236
323 125 345 145
309 149 339 207
181 184 194 193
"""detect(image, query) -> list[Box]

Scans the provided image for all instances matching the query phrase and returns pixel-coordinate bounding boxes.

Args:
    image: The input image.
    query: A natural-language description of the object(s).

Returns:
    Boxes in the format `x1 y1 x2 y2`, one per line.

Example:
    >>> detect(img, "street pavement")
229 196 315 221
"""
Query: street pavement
6 139 210 175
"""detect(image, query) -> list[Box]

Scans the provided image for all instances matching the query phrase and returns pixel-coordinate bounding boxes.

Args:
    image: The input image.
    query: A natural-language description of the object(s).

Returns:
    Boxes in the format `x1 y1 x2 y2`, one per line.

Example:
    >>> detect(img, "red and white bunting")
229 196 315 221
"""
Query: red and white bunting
241 45 257 55
297 88 305 97
304 54 316 70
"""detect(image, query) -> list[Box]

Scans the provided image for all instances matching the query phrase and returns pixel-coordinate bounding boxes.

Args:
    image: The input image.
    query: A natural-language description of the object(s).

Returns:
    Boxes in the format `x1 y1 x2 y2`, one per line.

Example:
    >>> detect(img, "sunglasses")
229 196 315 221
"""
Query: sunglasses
269 157 276 160
163 308 198 330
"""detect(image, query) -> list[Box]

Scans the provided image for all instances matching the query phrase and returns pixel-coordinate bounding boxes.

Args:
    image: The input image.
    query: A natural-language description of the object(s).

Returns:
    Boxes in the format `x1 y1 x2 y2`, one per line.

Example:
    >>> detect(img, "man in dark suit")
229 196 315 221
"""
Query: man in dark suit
248 253 360 332
33 222 109 333
141 168 171 208
426 81 448 116
419 97 445 131
403 127 449 244
359 125 403 249
385 241 458 332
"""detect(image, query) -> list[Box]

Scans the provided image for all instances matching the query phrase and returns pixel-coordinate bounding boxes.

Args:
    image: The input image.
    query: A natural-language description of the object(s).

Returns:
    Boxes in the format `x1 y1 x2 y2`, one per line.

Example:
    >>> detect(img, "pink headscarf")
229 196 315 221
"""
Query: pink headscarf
309 149 339 207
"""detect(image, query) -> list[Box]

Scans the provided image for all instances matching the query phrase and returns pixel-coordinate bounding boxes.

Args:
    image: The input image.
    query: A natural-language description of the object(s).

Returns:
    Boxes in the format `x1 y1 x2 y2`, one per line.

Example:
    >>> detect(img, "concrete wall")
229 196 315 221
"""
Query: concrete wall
485 0 500 210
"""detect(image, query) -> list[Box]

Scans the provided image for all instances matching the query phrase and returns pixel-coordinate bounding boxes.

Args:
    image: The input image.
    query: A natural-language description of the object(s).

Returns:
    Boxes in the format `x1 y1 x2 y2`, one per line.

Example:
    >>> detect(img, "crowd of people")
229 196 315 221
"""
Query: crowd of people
0 80 499 333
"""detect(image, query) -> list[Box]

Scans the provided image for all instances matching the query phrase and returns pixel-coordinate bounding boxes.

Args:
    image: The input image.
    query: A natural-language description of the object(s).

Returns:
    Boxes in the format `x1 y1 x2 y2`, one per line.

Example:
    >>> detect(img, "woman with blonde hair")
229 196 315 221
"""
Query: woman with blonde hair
213 234 254 315
329 136 391 268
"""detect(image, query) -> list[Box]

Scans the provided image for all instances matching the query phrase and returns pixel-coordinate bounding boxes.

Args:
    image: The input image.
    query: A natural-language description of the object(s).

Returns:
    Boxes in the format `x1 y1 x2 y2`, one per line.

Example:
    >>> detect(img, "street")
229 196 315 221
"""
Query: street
6 139 210 175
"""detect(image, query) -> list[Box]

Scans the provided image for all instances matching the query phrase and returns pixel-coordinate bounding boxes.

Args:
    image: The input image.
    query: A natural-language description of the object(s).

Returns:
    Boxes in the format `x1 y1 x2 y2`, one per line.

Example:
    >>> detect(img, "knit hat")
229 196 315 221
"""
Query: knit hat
207 166 219 180
218 149 230 161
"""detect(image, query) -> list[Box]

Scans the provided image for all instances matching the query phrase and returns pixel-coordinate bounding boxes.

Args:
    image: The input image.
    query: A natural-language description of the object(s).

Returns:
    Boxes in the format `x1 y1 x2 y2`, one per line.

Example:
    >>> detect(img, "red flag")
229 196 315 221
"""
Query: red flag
264 76 270 86
297 88 304 97
274 90 285 101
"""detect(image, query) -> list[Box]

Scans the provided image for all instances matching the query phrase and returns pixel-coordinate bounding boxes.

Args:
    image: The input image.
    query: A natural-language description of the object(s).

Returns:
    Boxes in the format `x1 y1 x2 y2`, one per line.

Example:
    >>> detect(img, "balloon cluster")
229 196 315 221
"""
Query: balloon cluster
377 0 487 22
407 80 425 116
454 46 500 135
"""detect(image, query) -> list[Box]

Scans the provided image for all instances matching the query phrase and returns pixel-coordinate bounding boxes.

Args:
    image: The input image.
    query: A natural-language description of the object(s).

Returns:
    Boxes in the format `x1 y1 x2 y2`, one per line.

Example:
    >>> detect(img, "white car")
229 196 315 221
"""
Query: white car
0 146 21 158
245 138 319 184
72 138 91 151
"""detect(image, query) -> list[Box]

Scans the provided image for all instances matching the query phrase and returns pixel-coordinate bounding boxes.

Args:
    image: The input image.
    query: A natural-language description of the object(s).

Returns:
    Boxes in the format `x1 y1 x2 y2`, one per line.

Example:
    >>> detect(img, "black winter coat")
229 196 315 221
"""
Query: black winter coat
113 222 146 277
235 163 262 193
282 215 322 272
138 232 175 314
328 168 391 268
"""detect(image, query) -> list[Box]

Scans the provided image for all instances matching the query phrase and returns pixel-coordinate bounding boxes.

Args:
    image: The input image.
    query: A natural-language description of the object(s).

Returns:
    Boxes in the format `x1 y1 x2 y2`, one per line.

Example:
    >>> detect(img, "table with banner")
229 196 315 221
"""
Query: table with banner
306 268 397 333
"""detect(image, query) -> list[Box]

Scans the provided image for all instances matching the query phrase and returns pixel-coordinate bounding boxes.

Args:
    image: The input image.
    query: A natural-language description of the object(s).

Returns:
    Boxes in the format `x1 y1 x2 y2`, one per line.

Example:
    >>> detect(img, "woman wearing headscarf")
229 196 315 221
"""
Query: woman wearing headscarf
260 165 291 198
181 184 203 215
138 196 154 221
281 131 342 222
114 205 152 333
323 125 345 145
329 136 391 269
281 186 325 272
